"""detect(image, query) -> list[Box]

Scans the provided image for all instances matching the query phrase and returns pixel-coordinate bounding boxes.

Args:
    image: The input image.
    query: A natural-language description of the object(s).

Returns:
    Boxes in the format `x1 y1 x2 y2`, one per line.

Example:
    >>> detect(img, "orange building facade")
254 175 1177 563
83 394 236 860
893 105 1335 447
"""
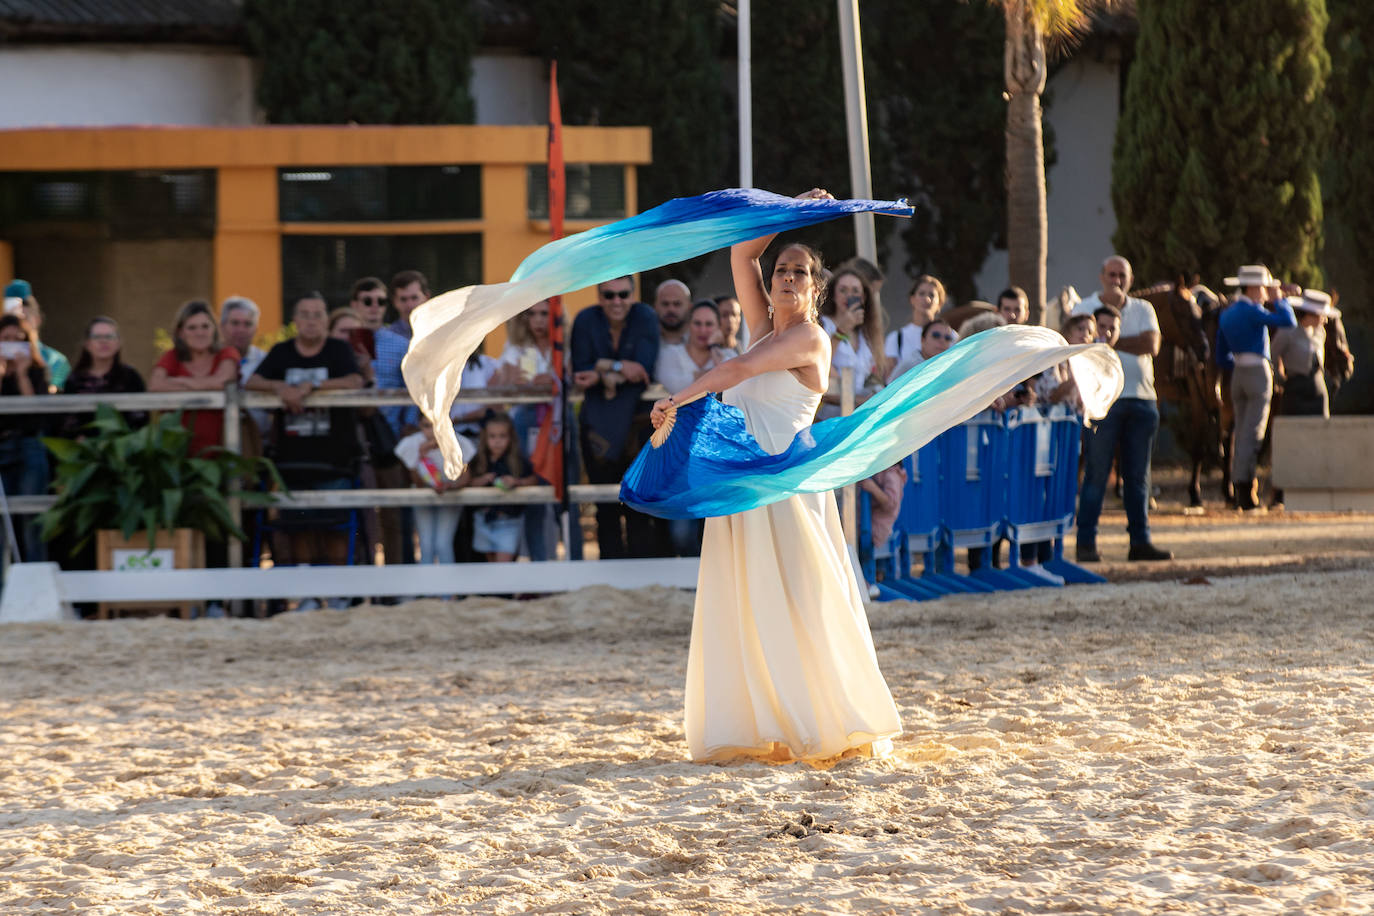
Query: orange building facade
0 124 651 372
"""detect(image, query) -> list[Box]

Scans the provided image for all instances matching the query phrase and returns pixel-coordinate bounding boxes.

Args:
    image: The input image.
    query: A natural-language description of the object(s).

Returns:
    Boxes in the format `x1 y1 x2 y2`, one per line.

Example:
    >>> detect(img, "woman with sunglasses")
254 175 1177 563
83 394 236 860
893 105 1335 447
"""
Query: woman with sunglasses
885 318 958 383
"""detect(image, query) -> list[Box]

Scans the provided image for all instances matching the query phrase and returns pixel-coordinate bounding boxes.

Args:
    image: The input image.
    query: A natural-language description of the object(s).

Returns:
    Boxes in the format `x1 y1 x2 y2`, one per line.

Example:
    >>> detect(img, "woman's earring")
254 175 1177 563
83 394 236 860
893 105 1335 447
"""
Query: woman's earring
768 304 775 320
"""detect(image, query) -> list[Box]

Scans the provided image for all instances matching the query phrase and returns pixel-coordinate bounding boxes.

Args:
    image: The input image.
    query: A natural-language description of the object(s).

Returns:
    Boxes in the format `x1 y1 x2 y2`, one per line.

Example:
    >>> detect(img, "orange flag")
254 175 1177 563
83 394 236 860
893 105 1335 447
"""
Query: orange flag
533 61 567 498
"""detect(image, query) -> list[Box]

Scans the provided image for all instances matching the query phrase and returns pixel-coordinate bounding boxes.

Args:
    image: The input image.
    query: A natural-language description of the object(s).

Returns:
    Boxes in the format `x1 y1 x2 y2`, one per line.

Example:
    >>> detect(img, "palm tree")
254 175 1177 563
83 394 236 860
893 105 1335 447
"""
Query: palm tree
998 0 1111 325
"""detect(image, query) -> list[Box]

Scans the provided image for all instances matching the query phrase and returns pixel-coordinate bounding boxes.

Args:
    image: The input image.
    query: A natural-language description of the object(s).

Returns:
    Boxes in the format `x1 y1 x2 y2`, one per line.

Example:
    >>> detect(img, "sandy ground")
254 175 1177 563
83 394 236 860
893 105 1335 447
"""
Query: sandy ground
2 511 1373 914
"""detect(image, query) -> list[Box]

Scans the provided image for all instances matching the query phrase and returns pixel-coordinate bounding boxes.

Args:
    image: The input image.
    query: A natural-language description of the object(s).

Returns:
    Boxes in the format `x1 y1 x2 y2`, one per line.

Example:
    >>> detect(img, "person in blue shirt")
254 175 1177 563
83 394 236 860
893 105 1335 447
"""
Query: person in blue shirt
1216 264 1296 511
571 275 660 559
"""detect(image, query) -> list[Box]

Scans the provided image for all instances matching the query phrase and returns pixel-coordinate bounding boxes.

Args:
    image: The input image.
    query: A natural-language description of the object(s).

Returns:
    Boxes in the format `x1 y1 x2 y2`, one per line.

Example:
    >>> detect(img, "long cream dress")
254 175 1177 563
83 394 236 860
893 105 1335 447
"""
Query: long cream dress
684 351 903 764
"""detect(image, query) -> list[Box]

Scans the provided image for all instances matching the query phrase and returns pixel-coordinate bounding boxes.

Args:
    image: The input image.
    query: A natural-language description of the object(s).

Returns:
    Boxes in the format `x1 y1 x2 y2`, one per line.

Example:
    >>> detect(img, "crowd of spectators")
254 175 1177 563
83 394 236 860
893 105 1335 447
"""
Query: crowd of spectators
0 241 1355 602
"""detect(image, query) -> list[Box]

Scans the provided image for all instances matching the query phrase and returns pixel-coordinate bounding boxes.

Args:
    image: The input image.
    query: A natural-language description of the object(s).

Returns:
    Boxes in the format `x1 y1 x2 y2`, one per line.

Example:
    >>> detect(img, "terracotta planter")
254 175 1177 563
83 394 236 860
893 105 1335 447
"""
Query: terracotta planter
95 528 206 619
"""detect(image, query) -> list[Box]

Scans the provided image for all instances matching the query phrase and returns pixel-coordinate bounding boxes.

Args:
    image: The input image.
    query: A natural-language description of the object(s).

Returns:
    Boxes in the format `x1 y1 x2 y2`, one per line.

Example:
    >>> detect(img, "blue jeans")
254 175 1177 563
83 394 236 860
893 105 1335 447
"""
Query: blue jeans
0 435 50 563
1077 397 1158 546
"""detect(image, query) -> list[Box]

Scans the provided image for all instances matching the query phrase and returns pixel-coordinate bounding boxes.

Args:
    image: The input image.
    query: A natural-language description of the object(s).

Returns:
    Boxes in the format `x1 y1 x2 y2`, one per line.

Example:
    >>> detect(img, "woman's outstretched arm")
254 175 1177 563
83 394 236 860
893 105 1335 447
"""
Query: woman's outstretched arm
650 323 828 427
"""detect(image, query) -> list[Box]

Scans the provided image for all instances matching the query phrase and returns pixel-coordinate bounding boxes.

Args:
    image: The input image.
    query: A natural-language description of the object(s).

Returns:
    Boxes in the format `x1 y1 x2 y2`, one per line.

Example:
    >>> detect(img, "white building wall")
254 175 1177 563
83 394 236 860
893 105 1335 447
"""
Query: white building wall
472 54 547 126
0 45 259 127
971 54 1122 310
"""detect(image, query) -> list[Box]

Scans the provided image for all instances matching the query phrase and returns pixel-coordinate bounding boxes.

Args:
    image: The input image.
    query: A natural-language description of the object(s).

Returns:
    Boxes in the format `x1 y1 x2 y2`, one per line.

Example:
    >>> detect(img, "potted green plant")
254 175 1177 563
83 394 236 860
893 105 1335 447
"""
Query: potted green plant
39 404 284 583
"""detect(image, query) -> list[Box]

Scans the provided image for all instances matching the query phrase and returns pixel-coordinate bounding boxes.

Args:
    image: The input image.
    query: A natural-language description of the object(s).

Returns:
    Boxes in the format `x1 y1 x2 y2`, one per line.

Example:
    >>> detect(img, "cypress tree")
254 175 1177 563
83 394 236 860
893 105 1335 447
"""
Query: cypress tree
1323 0 1372 410
244 0 477 124
1113 0 1331 287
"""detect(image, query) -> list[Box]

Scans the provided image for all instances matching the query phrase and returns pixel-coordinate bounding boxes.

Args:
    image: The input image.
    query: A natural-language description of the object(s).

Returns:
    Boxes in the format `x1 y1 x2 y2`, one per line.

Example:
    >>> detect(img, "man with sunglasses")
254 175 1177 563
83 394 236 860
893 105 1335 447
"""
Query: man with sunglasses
350 276 388 332
571 275 661 559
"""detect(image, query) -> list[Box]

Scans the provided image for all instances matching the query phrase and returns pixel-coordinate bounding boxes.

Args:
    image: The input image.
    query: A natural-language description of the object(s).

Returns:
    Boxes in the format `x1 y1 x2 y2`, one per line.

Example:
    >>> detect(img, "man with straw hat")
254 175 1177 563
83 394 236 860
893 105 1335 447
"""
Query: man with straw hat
1216 264 1297 511
1273 289 1340 419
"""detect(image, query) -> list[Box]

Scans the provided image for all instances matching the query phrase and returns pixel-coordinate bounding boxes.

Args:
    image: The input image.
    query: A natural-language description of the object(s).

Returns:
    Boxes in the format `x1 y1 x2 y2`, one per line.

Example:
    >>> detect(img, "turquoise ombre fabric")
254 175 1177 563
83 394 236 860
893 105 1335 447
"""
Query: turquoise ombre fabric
402 189 912 476
620 325 1123 519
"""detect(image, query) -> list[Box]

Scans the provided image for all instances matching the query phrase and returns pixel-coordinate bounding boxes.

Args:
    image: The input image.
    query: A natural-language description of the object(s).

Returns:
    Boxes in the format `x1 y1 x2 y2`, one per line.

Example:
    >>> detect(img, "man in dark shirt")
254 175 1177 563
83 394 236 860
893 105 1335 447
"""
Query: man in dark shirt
247 293 364 580
571 275 660 559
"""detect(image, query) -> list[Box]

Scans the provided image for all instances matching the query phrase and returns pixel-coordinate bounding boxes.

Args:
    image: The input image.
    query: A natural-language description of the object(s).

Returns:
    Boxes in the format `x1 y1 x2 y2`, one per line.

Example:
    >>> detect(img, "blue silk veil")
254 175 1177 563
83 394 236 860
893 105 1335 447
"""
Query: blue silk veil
401 189 1124 515
620 325 1122 519
402 189 915 476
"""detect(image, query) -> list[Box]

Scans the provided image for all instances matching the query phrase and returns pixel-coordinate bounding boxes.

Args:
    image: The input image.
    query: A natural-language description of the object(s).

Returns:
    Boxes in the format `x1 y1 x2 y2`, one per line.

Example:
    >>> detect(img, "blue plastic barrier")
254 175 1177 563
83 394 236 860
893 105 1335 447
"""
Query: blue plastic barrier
858 405 1106 601
1001 405 1066 587
938 411 1030 591
858 478 938 601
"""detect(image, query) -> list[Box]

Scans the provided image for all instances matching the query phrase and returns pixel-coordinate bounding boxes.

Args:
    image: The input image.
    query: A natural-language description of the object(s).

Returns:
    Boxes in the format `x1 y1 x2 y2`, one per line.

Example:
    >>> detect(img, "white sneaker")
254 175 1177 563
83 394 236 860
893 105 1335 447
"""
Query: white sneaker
1025 563 1065 586
295 598 321 612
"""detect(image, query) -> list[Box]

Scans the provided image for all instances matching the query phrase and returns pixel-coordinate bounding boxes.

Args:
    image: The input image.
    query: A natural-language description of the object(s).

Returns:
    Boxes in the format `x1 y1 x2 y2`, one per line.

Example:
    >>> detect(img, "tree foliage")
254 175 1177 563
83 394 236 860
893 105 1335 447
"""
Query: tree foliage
529 0 731 213
1324 0 1373 290
1112 0 1331 287
866 0 1007 303
243 0 477 124
536 0 1014 300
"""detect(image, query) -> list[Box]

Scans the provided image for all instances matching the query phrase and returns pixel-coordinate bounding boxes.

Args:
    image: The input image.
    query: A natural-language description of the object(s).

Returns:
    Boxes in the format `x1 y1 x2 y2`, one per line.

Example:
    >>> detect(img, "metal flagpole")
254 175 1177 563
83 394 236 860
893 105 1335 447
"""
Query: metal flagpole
739 0 752 188
837 0 877 264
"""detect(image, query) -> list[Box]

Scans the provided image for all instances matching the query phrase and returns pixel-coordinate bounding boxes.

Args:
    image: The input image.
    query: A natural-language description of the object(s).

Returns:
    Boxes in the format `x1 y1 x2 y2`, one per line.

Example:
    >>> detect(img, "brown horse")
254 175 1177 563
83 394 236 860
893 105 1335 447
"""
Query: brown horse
1135 279 1229 507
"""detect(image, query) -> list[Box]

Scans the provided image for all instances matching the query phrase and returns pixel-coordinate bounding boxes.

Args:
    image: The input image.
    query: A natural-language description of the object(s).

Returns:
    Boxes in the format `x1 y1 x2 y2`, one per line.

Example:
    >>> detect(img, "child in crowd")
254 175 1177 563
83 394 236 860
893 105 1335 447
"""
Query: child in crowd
394 414 472 564
467 412 542 562
859 461 907 581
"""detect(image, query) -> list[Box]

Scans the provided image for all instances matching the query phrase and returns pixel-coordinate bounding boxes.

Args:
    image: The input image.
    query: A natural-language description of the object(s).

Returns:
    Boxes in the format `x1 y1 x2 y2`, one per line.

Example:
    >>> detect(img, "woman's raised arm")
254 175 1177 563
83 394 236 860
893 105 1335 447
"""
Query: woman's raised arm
731 188 834 344
730 235 775 346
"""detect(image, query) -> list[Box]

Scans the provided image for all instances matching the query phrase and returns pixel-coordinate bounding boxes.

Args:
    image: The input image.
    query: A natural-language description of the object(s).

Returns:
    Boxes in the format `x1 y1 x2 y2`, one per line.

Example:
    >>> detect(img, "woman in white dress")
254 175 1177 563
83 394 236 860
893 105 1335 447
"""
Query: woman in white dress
650 188 902 764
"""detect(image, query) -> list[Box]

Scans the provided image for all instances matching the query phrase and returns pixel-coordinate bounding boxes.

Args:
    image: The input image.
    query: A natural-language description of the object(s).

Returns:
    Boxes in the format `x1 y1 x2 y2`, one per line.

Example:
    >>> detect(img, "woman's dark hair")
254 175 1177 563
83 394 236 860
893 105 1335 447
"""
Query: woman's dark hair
0 314 29 339
73 316 124 376
822 267 888 378
691 300 720 320
765 243 827 322
471 411 525 479
172 299 223 362
921 319 953 341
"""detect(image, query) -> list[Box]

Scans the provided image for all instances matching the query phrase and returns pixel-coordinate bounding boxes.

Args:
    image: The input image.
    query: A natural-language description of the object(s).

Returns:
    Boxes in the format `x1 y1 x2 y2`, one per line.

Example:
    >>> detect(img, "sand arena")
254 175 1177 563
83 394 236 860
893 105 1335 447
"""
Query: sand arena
1 508 1371 914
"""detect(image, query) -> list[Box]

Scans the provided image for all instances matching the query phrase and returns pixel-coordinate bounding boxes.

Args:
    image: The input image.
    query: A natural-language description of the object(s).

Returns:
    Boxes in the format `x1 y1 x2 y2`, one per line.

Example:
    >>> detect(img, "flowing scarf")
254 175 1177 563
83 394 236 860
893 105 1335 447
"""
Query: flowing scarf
620 325 1122 519
402 189 914 476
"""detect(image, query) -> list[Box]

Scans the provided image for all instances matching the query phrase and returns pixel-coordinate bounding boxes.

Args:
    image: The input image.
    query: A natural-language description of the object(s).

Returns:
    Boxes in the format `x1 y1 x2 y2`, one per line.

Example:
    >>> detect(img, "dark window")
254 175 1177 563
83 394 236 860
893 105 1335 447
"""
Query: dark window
0 170 215 239
281 233 482 309
279 166 481 222
527 164 626 220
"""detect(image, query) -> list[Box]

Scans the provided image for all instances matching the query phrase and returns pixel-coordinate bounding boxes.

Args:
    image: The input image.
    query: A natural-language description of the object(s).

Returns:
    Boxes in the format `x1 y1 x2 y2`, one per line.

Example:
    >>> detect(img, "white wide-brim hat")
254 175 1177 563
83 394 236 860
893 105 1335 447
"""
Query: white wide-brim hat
1295 288 1340 318
1223 264 1281 288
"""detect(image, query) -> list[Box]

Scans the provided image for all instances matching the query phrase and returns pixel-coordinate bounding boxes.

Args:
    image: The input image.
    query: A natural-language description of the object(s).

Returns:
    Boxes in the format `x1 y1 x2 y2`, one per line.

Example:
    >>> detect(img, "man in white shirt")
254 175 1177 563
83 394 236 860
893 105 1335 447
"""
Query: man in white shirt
1069 256 1172 563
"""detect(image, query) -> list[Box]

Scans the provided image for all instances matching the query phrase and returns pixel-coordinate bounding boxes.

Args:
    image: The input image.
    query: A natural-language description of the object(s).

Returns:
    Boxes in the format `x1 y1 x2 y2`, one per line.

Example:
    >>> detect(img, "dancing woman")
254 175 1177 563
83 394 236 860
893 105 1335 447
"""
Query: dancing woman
649 189 902 764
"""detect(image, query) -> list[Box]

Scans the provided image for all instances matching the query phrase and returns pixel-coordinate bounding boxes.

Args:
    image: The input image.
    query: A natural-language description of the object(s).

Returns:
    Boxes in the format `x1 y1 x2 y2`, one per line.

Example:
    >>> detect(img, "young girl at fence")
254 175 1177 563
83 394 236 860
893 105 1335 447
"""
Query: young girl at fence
394 414 472 565
467 412 542 562
858 461 906 583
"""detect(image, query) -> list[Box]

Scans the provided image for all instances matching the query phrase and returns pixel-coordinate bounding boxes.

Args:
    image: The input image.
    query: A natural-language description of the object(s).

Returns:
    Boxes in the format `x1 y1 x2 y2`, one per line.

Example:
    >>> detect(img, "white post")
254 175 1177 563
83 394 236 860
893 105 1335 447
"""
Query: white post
837 0 876 263
738 0 753 188
840 367 857 548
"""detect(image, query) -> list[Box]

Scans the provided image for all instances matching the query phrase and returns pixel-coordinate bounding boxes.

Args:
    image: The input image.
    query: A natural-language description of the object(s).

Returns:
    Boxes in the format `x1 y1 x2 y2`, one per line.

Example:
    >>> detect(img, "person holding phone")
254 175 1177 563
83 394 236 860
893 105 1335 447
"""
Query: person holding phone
0 313 51 564
818 266 886 420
